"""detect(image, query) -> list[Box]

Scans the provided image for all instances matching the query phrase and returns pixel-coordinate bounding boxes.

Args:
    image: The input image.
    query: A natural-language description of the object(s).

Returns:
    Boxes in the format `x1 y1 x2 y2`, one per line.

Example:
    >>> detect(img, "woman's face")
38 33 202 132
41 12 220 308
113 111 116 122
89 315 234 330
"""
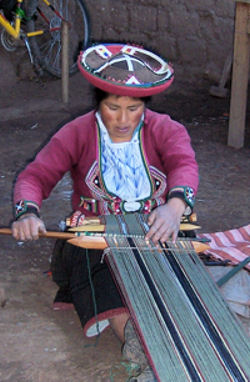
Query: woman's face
99 94 145 142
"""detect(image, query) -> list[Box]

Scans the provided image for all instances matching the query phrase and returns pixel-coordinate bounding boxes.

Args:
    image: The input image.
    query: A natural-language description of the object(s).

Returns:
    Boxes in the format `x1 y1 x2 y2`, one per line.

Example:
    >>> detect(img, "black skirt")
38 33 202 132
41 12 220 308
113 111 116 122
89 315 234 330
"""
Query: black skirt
50 240 127 337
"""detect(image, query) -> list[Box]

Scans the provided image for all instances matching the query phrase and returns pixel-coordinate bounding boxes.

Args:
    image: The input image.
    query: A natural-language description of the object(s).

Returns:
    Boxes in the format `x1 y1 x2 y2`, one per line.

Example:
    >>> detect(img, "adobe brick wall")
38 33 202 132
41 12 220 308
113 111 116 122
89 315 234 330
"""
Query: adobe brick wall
84 0 236 86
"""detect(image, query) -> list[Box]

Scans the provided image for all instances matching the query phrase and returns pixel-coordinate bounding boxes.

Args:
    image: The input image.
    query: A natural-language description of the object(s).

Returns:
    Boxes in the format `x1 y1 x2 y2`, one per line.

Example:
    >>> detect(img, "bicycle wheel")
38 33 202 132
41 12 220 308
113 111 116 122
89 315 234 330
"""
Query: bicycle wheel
25 0 90 77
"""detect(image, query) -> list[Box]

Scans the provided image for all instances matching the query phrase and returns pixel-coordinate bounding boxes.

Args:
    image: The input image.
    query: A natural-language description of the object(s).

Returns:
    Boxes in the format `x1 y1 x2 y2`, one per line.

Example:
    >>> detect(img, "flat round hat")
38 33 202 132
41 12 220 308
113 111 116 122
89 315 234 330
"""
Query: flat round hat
78 43 174 97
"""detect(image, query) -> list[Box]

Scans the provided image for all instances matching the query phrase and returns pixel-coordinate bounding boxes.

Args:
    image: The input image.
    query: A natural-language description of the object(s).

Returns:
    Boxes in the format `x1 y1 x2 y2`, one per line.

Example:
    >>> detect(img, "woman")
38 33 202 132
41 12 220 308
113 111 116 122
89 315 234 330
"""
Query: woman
12 43 199 381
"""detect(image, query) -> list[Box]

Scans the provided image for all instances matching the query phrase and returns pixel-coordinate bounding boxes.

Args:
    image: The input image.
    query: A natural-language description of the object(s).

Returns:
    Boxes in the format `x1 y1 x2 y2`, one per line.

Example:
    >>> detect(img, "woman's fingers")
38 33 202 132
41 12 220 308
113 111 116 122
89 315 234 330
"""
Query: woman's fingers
12 215 46 241
145 202 184 244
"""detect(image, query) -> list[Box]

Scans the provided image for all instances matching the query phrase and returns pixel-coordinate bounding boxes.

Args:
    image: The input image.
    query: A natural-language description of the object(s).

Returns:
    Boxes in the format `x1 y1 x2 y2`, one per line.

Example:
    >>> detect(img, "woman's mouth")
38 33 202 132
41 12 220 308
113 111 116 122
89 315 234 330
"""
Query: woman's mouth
116 126 130 133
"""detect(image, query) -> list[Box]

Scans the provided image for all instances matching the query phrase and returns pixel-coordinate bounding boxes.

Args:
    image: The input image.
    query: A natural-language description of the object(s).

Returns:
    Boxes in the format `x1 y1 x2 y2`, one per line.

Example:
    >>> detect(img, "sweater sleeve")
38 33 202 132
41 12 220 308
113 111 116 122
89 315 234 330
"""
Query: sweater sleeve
147 111 199 194
164 119 199 193
13 119 83 208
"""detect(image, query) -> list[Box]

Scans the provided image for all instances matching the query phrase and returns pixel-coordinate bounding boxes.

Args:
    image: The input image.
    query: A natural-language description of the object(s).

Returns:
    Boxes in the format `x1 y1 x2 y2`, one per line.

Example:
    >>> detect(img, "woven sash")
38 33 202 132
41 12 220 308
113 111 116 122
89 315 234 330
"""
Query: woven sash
104 213 250 382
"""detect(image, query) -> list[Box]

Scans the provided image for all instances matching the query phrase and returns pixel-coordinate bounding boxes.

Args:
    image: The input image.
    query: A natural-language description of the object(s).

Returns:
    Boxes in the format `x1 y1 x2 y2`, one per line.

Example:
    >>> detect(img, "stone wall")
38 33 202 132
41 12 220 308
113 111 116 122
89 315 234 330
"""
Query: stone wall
83 0 236 85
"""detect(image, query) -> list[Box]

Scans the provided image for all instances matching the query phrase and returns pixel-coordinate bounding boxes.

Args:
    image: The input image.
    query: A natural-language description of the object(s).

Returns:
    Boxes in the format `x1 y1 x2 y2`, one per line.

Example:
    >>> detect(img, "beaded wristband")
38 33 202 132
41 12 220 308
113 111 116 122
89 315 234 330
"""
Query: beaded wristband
167 186 195 215
14 200 40 220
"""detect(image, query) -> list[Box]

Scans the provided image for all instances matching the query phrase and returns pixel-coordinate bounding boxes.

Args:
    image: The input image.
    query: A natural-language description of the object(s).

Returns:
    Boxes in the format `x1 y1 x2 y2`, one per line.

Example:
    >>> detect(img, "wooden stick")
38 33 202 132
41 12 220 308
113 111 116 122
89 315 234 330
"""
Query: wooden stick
67 222 201 232
66 214 198 226
228 2 250 148
68 235 107 249
61 20 69 104
0 227 208 253
0 228 75 240
67 236 209 253
68 224 106 232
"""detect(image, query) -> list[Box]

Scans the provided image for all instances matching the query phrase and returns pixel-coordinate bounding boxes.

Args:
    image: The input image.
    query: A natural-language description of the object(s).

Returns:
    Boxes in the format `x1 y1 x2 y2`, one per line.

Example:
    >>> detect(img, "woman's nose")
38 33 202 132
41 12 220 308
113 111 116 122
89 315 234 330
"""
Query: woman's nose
117 110 128 124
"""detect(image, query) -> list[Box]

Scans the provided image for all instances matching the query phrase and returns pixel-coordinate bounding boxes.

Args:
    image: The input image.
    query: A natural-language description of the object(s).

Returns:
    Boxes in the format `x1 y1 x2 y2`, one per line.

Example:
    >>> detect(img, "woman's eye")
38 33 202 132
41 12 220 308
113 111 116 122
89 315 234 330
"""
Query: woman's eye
108 105 118 111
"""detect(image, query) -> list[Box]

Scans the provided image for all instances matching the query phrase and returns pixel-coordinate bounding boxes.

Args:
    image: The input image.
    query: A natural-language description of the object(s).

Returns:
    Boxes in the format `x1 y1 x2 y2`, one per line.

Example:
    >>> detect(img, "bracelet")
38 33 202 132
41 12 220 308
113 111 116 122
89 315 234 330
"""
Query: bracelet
167 187 195 216
168 191 187 203
14 200 40 220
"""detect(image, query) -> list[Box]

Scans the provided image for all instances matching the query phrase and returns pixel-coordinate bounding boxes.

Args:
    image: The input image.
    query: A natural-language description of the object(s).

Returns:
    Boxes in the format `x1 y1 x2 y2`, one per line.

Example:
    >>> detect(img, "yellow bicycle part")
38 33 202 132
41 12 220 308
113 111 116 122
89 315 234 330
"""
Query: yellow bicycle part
27 30 44 37
0 0 23 39
0 13 21 39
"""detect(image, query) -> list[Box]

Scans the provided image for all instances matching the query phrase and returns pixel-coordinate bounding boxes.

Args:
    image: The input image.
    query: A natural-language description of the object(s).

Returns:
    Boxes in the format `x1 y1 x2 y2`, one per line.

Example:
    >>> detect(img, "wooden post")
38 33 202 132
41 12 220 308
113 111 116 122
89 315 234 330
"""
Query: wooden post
61 20 69 104
228 1 250 148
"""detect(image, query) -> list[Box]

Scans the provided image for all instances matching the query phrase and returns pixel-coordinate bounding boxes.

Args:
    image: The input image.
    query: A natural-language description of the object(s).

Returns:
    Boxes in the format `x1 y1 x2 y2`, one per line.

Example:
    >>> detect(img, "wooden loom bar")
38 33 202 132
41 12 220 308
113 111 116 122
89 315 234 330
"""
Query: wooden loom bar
0 226 209 253
0 227 75 239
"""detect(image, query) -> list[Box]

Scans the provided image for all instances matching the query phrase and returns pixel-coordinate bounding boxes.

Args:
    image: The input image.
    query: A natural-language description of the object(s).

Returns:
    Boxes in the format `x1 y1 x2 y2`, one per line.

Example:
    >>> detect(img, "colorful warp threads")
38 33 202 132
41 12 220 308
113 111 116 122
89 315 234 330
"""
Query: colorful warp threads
104 213 250 382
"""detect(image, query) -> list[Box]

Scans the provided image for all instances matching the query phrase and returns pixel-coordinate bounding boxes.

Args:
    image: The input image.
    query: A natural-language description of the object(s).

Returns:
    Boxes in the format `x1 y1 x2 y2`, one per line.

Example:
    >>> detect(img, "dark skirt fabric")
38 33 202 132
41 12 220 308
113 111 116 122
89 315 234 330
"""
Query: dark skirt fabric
50 240 126 336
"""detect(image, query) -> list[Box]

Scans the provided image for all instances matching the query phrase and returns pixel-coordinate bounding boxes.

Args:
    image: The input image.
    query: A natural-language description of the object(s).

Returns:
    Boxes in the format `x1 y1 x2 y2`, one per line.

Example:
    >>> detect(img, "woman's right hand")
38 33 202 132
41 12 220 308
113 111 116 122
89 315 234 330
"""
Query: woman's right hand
11 214 47 241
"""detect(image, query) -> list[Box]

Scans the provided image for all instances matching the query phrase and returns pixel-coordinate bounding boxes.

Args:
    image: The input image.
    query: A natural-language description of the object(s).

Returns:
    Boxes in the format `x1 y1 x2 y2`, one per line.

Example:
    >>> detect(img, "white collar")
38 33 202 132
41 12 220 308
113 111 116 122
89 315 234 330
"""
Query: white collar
95 111 144 145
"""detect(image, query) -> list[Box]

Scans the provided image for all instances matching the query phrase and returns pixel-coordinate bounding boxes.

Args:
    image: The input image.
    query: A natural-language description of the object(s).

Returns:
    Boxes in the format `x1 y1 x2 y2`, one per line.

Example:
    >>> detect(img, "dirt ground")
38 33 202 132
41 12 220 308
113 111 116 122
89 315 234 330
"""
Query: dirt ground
0 50 249 382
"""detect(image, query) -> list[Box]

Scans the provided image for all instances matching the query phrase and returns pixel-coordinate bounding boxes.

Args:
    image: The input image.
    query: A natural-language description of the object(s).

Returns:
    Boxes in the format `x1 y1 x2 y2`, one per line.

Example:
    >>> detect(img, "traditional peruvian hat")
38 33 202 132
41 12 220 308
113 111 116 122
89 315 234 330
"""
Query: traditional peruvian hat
78 43 174 97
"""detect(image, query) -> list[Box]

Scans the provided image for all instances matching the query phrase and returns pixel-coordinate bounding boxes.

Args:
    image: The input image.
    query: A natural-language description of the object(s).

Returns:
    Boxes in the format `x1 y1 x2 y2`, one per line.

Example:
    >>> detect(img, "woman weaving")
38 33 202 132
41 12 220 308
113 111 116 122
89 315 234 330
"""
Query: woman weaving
11 43 199 381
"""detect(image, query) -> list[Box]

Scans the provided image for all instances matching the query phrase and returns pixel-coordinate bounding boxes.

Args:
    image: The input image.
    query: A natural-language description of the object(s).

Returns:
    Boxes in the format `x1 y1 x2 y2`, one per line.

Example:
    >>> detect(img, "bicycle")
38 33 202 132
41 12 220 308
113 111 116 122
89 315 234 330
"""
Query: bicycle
0 0 90 77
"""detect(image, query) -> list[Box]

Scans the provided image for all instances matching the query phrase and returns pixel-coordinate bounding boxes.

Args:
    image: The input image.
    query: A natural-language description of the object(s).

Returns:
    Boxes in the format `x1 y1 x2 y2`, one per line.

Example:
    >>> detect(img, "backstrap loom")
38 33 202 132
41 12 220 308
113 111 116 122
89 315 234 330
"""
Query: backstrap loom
103 213 250 382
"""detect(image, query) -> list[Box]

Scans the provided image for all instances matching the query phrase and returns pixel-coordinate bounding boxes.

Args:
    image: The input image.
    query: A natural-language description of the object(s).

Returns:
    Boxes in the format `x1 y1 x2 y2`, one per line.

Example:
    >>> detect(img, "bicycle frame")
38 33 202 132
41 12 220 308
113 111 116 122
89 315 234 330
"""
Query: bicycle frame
0 0 23 38
0 0 87 76
0 0 59 40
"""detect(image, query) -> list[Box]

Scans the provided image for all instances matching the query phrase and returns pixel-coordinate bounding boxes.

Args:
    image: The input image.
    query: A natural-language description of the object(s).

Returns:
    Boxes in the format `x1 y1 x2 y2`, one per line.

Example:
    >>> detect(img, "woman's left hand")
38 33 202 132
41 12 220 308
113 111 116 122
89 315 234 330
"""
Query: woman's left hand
145 199 186 244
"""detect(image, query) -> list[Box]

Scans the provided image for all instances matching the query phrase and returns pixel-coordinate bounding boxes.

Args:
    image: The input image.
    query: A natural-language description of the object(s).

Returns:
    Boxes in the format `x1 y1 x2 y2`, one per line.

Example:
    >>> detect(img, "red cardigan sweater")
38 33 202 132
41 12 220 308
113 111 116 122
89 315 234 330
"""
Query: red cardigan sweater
14 109 199 216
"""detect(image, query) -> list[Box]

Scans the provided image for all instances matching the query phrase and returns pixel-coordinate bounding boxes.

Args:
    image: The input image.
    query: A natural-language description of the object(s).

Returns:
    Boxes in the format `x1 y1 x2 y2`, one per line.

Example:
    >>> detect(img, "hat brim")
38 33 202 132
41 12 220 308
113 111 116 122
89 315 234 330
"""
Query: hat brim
77 44 174 97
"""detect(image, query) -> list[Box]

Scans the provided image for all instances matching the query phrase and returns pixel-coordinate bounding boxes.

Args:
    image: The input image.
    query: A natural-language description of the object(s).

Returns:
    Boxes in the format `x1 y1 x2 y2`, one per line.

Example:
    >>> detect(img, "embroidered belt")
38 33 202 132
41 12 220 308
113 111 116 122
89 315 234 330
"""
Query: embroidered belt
79 196 164 215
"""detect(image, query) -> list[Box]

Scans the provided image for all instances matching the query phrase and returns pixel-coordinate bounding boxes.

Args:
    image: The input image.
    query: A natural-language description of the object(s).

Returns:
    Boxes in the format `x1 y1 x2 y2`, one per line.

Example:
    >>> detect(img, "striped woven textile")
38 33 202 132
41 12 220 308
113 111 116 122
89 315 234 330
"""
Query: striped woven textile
198 225 250 271
104 214 250 382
